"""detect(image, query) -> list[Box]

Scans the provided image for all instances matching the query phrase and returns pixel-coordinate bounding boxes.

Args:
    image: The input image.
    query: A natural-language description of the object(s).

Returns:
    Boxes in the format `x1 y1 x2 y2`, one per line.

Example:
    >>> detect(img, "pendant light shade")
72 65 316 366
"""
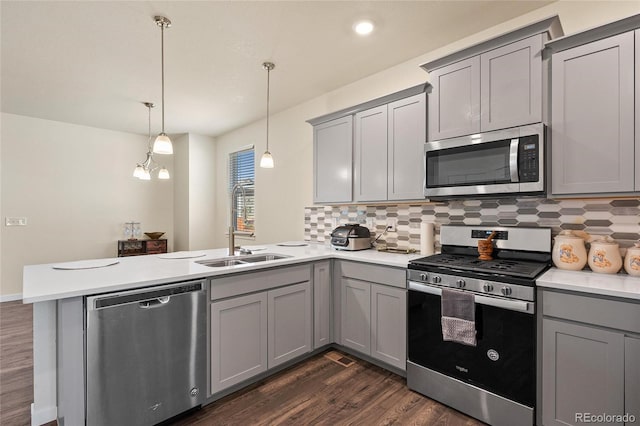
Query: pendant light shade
158 167 170 180
153 16 173 155
260 62 275 168
132 102 170 180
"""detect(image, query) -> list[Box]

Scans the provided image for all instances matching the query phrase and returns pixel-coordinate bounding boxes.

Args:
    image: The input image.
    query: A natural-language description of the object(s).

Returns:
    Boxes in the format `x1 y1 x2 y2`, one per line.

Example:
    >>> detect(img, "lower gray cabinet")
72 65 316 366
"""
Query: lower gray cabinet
338 261 407 371
210 292 268 394
542 318 624 426
313 261 332 349
268 282 312 368
540 289 640 426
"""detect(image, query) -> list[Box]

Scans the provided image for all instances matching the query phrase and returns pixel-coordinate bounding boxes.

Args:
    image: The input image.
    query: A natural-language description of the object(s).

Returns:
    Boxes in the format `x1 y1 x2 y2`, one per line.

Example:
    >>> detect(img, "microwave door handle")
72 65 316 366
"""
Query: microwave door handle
509 138 519 183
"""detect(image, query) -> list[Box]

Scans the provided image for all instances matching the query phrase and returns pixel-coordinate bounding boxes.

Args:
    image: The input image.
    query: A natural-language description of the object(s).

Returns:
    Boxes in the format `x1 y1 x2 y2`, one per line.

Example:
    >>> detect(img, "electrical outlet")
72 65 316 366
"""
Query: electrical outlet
387 218 397 232
366 217 374 229
5 217 27 226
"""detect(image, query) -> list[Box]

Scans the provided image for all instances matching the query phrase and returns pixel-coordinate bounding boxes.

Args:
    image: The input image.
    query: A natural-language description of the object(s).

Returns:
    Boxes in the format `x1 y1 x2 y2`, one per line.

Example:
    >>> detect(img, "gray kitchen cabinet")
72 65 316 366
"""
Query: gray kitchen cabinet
354 105 388 201
312 116 353 203
313 261 332 349
387 93 427 200
540 288 640 426
210 292 268 394
550 31 636 196
354 93 427 202
268 281 312 368
427 56 480 141
341 278 371 354
370 283 406 370
337 261 407 371
480 34 542 132
626 336 640 422
542 318 625 426
308 84 428 204
422 17 561 141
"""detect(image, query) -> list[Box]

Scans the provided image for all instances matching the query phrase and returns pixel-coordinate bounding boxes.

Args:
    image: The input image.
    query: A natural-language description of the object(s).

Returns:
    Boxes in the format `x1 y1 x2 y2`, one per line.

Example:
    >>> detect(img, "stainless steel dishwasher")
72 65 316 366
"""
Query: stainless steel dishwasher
85 281 207 426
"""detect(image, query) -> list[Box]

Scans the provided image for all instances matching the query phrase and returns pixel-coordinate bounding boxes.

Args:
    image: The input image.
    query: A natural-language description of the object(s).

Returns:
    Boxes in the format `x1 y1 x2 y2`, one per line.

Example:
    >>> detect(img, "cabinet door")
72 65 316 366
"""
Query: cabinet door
267 282 312 368
313 116 353 203
354 105 388 201
313 261 332 349
542 318 624 426
551 32 635 195
370 284 406 371
341 278 371 354
636 30 640 191
387 93 426 200
625 336 640 422
211 292 268 394
481 34 542 132
428 56 480 141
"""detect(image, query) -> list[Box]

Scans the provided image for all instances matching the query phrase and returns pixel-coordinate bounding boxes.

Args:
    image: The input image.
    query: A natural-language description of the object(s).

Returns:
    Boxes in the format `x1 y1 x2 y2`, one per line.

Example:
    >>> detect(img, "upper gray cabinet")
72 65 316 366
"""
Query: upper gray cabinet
312 116 353 203
422 16 562 141
308 84 428 204
546 14 640 197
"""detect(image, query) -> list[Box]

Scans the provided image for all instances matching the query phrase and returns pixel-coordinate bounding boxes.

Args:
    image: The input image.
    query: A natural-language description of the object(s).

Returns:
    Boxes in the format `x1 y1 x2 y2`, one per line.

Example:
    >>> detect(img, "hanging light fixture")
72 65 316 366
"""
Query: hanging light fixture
259 61 275 168
152 16 173 155
133 102 170 180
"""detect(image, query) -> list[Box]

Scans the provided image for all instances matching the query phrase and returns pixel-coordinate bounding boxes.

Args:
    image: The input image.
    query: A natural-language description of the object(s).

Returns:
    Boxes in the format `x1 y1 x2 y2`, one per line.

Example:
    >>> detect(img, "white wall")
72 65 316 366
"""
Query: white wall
212 1 640 248
186 133 217 250
0 113 174 298
173 134 190 250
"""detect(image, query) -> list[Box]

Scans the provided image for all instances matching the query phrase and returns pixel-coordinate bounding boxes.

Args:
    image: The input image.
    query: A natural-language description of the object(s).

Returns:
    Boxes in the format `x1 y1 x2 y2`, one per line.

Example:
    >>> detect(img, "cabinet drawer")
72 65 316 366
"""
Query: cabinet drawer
338 261 405 288
211 264 312 300
145 240 167 253
541 289 640 334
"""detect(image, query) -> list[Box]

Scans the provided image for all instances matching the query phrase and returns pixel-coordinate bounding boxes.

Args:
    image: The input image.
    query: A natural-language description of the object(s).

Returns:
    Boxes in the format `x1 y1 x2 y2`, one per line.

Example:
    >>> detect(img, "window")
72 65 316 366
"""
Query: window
228 146 255 234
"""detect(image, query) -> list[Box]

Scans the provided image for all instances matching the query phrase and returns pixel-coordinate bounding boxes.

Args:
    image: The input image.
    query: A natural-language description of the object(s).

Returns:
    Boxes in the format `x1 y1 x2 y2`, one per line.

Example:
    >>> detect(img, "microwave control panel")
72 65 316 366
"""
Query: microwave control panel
518 135 539 182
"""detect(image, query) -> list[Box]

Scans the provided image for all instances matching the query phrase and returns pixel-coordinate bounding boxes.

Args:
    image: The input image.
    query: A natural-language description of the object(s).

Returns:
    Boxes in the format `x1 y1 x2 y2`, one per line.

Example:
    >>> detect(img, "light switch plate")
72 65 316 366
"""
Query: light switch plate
5 217 27 226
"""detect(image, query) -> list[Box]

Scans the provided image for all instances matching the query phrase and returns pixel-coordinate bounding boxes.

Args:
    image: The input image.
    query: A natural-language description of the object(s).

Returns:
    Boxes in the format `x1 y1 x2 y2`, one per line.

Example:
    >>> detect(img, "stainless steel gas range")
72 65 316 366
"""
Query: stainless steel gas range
406 225 551 426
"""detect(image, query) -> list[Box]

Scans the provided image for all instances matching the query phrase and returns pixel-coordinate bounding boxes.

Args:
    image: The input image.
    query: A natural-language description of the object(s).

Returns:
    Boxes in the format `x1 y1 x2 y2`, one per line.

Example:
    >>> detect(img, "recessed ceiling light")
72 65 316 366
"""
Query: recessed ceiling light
354 20 374 36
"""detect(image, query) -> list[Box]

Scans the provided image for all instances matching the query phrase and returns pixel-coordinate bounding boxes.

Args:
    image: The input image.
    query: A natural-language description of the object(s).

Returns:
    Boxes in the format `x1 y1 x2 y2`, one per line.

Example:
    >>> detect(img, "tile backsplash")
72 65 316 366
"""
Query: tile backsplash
304 198 640 252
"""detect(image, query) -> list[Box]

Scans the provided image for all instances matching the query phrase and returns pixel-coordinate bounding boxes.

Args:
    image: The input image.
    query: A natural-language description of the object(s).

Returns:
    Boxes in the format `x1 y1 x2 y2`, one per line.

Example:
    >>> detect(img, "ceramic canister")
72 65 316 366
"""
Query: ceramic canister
624 241 640 277
588 237 622 274
552 230 588 271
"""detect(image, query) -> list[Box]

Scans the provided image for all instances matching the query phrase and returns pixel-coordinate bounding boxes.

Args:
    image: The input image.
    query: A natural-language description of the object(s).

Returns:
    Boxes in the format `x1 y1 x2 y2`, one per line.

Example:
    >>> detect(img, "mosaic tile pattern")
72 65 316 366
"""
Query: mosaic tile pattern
304 198 640 252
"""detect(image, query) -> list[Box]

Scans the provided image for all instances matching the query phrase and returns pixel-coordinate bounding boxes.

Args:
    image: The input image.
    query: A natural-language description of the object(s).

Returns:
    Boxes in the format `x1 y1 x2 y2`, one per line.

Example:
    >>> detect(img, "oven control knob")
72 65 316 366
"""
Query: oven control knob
432 276 442 284
501 286 513 296
456 279 466 288
483 283 494 292
420 273 427 281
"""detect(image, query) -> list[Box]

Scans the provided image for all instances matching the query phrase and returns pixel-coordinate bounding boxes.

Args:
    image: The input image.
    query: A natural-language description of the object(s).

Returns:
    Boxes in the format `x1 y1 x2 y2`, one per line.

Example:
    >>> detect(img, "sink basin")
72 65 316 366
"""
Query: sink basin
196 253 291 268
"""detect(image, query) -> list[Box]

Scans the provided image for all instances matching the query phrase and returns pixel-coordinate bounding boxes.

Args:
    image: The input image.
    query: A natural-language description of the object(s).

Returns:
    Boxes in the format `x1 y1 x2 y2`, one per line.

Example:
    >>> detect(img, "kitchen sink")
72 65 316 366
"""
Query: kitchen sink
196 253 291 268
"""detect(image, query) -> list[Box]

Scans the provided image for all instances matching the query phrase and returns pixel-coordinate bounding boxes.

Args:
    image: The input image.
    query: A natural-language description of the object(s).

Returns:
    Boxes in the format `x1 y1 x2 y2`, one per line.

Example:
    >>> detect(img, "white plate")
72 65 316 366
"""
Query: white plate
52 259 120 270
241 246 267 251
276 241 309 247
157 252 207 259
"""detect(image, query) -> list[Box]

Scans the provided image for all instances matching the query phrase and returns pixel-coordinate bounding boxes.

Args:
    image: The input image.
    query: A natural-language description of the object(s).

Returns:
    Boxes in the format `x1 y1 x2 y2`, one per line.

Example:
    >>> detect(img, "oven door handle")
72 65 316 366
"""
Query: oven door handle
408 281 531 313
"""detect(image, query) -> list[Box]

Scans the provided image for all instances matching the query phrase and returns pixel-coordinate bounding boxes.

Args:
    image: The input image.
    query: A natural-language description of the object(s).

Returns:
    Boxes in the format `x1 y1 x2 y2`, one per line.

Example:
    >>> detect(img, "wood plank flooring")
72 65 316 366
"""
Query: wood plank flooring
0 300 485 426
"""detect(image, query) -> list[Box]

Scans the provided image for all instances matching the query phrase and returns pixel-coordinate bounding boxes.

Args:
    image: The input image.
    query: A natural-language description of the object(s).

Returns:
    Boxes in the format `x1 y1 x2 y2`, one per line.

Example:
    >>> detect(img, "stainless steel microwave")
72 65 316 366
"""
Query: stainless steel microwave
424 124 545 199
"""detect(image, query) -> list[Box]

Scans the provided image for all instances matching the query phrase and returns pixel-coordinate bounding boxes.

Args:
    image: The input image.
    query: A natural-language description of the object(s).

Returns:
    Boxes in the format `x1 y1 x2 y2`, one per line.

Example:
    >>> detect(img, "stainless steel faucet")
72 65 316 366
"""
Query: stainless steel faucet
229 183 250 255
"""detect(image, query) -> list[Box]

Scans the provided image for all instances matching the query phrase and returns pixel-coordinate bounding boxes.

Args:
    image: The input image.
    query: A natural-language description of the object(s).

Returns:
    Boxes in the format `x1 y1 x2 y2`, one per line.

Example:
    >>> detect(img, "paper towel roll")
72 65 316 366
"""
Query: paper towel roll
420 222 435 256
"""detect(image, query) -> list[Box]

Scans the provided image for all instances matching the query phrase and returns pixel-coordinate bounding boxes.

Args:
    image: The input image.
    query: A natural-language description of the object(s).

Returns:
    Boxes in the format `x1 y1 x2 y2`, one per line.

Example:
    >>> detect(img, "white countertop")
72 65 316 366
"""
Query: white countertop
22 242 422 303
538 268 640 300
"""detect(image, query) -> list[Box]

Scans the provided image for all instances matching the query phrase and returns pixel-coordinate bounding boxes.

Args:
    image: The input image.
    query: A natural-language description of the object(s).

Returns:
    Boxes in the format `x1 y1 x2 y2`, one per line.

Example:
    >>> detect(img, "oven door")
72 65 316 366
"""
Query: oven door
407 281 535 407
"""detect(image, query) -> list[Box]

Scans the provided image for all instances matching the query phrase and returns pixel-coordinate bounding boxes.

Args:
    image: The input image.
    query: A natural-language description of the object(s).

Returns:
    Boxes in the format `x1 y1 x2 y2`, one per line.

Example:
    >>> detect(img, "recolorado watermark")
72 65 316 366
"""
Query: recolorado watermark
575 413 636 423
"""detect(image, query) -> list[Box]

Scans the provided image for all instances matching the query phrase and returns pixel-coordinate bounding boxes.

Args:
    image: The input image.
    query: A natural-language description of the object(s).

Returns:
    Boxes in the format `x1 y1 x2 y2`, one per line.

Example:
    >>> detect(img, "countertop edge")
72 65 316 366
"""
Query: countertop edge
537 268 640 301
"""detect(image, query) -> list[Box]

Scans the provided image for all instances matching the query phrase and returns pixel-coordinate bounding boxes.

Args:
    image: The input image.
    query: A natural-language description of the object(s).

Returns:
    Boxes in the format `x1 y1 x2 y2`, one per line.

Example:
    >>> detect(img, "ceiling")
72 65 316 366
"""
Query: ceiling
1 1 554 138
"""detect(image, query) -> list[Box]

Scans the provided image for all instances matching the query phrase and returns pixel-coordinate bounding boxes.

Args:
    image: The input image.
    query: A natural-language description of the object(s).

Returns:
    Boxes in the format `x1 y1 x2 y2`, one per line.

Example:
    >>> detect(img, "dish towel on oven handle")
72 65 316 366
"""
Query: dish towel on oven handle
441 288 477 346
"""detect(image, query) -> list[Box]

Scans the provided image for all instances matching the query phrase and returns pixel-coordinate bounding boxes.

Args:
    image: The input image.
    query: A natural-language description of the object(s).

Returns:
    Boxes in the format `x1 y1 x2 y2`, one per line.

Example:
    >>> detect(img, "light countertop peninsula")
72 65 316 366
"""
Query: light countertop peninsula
538 267 640 300
23 242 422 303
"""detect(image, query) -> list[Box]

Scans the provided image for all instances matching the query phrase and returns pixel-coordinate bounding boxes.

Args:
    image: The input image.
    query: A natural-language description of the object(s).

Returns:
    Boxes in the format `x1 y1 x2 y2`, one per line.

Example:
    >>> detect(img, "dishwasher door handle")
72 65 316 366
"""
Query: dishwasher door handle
139 296 171 309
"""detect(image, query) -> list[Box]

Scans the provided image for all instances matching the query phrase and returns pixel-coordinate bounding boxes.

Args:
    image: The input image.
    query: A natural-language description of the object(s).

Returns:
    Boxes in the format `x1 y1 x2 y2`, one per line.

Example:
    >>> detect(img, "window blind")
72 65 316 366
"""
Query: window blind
228 147 255 233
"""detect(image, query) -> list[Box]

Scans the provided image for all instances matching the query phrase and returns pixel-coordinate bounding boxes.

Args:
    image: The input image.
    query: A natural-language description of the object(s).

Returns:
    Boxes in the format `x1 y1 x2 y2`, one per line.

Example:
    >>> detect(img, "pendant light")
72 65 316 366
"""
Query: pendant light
152 16 173 155
259 62 275 168
133 102 170 180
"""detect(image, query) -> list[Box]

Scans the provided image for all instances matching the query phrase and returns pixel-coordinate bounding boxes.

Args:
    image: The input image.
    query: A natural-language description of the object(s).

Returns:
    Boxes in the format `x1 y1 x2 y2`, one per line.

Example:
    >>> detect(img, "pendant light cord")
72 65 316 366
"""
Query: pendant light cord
265 66 270 152
160 23 165 134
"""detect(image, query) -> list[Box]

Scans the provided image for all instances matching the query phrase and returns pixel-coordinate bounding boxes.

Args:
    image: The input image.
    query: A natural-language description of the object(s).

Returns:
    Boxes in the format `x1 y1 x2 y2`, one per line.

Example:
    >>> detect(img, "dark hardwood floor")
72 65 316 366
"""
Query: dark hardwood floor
0 300 484 426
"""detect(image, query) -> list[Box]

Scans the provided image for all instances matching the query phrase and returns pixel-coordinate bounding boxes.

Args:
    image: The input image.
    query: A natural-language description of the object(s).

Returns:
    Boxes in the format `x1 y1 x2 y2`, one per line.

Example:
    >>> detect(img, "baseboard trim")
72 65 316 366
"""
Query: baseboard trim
31 402 57 426
0 293 23 302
